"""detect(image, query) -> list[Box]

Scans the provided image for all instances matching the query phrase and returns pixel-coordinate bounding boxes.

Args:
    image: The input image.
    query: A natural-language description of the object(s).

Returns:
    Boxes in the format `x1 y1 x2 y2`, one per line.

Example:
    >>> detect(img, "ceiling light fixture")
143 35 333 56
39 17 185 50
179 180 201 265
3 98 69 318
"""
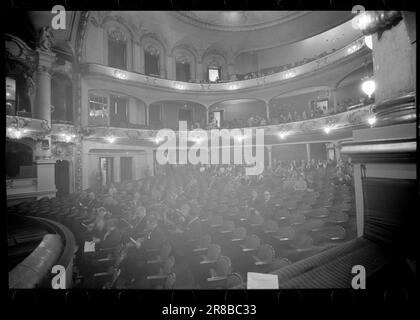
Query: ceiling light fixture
361 78 376 98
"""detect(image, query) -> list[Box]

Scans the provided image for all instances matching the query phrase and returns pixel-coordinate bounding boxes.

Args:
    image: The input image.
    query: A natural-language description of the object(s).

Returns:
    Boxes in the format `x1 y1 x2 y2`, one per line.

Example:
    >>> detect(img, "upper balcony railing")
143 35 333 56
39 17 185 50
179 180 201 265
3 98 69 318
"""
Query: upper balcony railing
82 37 368 92
6 103 373 143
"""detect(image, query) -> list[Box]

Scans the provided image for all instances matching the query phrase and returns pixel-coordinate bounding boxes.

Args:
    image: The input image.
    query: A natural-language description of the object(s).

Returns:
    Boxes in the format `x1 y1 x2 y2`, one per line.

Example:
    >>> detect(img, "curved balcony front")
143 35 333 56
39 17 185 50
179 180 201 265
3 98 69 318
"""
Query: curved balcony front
82 37 368 93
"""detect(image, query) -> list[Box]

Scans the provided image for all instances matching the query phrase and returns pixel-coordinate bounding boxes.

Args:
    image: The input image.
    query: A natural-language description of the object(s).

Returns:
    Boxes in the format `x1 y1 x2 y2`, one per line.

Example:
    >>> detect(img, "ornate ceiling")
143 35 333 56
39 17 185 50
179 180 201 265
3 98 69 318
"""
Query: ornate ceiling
172 11 310 31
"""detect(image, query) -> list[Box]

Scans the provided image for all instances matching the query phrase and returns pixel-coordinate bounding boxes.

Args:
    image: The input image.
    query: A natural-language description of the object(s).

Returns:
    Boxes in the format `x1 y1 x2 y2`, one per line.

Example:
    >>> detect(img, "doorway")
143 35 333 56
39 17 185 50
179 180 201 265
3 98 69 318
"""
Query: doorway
55 160 70 197
120 157 133 182
99 157 114 186
179 108 193 126
110 95 128 127
211 110 223 128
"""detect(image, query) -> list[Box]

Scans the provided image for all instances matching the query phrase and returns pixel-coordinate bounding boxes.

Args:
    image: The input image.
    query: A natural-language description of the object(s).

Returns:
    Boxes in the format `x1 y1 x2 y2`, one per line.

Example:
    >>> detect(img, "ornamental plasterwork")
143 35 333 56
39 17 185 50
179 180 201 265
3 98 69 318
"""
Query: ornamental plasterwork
6 116 51 136
5 34 38 74
145 44 160 56
175 53 190 64
108 28 127 42
51 143 74 159
37 26 55 52
52 61 73 75
172 11 310 32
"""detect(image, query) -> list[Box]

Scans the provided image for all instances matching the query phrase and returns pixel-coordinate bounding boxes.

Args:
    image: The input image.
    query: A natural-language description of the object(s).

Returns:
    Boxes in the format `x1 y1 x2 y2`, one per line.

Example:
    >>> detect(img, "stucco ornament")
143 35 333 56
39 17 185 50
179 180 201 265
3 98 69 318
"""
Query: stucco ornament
37 26 55 52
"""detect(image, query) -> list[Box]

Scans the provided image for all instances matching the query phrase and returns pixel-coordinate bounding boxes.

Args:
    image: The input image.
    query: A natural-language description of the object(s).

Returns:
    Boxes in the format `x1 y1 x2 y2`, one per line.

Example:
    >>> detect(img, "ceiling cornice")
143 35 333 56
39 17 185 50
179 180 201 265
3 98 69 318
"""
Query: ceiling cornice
171 11 311 32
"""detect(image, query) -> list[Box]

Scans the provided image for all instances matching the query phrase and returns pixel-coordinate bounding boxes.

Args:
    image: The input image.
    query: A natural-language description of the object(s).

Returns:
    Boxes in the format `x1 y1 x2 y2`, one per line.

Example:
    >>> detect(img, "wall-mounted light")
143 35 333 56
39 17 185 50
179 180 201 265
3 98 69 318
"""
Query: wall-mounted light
278 131 290 140
234 134 245 142
323 126 332 134
174 83 185 90
364 35 373 50
105 135 116 143
284 71 296 79
361 78 376 98
7 127 27 139
347 44 358 54
367 116 377 126
60 133 76 143
153 136 164 145
114 70 127 80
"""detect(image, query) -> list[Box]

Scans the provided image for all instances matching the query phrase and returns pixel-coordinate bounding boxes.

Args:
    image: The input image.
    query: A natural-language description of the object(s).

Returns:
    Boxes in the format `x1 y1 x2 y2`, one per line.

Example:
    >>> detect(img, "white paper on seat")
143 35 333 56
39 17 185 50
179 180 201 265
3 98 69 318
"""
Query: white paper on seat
247 272 279 289
84 241 96 253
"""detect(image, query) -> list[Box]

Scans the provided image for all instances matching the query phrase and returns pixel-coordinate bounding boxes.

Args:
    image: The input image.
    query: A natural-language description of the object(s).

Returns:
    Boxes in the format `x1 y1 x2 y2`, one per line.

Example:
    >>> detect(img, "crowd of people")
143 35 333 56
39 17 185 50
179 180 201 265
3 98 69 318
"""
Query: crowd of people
184 48 339 84
73 156 353 288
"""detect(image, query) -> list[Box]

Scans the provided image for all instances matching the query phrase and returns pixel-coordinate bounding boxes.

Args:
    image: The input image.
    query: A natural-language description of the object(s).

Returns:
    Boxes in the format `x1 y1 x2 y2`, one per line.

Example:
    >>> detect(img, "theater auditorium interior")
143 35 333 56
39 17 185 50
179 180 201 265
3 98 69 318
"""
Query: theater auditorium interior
6 11 417 290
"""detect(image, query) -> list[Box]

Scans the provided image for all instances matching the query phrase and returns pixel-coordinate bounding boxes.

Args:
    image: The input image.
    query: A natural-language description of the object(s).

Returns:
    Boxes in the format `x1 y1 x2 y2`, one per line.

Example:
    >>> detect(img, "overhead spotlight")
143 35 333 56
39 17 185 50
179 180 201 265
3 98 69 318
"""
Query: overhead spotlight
364 35 373 50
105 135 116 143
361 78 376 98
323 126 331 134
367 116 377 126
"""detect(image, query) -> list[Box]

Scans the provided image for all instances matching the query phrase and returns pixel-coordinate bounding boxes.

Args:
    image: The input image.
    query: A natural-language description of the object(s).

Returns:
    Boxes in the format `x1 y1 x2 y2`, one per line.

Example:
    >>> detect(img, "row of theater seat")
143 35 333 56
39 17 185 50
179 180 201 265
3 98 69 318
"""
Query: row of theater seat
7 168 355 289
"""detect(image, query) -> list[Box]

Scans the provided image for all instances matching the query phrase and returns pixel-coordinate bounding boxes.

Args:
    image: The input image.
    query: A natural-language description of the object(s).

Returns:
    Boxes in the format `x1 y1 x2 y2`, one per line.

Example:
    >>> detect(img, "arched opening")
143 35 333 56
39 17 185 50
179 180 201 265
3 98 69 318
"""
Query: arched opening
175 54 191 82
55 160 70 197
108 28 127 70
51 73 73 123
209 99 267 128
144 45 160 77
5 140 34 179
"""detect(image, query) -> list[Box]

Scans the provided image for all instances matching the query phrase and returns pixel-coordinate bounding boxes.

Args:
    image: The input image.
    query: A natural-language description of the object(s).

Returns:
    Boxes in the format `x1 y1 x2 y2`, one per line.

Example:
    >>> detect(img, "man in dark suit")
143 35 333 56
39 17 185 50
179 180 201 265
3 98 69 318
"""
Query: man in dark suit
94 218 122 250
130 206 148 238
119 214 166 283
258 190 276 220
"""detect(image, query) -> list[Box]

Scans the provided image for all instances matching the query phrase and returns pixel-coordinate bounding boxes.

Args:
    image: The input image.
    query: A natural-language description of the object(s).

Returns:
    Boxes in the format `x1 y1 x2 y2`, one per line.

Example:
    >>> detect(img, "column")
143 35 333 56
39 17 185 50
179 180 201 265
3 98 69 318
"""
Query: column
165 54 174 80
34 49 57 198
145 104 149 126
139 46 145 74
227 63 235 80
197 61 204 82
114 157 120 183
265 103 270 120
306 143 311 162
266 145 272 169
334 142 341 162
352 163 364 237
34 49 56 123
331 88 337 113
133 42 142 73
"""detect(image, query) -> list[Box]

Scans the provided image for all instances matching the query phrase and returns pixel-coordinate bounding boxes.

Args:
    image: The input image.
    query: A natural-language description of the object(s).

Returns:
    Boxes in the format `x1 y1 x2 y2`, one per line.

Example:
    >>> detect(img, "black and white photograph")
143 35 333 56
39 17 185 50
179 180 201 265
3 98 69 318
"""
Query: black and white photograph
5 7 416 297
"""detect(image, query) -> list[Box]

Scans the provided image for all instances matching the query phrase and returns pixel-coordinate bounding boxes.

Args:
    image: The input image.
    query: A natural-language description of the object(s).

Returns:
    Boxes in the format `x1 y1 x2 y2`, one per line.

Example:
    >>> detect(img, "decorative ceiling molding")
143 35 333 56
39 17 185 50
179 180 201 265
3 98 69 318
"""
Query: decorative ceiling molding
172 11 311 32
